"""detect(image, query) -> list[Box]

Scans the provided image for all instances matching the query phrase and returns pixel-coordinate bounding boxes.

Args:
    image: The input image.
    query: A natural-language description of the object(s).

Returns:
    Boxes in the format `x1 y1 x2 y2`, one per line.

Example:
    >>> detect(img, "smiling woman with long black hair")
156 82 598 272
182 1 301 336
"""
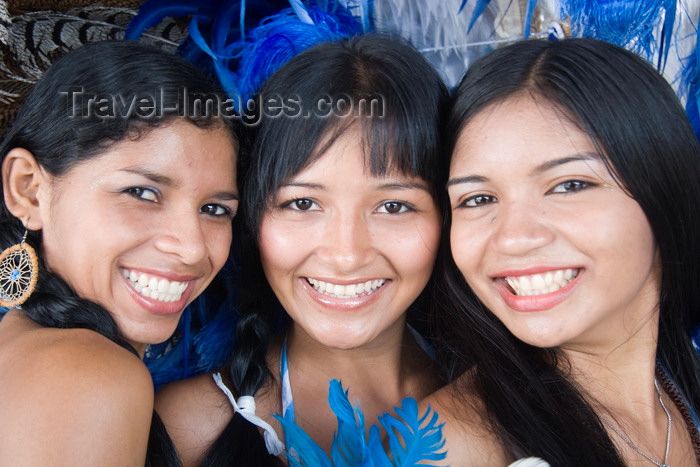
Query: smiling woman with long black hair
424 37 700 466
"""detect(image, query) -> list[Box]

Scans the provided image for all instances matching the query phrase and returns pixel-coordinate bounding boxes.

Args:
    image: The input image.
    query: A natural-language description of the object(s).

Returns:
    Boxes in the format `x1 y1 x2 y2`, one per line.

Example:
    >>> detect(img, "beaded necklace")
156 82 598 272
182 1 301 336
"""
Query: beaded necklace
655 365 700 465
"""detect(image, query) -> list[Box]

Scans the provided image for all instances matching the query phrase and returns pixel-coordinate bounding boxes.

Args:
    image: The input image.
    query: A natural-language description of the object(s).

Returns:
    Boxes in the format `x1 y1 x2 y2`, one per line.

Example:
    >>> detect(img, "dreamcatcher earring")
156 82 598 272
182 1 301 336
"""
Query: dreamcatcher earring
0 226 39 308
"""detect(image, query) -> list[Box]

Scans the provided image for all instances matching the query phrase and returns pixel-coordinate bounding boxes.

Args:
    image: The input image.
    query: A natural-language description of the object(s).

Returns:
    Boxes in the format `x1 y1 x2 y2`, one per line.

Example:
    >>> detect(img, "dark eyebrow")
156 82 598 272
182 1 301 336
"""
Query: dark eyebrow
377 180 431 191
279 182 324 190
530 152 602 176
213 191 239 201
121 167 173 185
447 152 603 188
122 167 238 200
446 175 487 188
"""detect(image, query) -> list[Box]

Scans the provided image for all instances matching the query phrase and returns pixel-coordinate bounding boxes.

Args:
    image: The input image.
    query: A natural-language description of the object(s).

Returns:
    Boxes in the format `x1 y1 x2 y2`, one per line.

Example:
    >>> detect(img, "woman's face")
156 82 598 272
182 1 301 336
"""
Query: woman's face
37 120 238 355
258 126 440 350
447 96 660 352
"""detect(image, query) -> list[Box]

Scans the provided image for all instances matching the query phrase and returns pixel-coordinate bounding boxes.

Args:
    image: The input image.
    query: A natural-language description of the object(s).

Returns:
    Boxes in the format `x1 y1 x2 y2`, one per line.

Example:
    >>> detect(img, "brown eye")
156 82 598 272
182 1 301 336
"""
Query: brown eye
200 204 232 217
462 195 495 207
124 186 158 202
384 202 402 213
378 201 411 214
550 180 592 194
293 199 314 210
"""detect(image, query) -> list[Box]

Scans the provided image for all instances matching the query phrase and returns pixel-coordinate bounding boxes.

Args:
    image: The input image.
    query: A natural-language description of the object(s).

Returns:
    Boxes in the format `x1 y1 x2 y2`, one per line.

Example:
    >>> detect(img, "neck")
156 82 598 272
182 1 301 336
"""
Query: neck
561 315 680 466
563 309 660 418
285 323 435 399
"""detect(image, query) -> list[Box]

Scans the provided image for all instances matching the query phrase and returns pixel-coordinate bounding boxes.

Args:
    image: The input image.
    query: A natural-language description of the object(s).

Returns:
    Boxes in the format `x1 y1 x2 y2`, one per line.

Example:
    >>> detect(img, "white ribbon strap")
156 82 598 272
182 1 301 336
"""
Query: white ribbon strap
212 372 285 456
509 457 551 467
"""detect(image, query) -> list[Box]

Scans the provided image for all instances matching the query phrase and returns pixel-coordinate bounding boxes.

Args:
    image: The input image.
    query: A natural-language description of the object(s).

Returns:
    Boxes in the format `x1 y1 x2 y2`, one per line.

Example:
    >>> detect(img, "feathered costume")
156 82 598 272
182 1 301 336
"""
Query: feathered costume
2 1 700 464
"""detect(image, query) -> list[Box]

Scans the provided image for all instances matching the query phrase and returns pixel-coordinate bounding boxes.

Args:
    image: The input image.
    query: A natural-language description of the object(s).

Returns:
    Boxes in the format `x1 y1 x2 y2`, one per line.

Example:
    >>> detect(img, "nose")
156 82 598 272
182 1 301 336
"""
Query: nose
490 201 554 256
154 214 207 265
315 211 377 273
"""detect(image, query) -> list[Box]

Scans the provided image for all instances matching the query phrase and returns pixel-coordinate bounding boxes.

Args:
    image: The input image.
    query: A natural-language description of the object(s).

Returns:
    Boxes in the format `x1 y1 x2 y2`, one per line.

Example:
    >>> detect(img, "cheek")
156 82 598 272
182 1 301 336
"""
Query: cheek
575 200 654 263
383 218 440 277
449 219 481 277
258 219 305 275
206 227 233 270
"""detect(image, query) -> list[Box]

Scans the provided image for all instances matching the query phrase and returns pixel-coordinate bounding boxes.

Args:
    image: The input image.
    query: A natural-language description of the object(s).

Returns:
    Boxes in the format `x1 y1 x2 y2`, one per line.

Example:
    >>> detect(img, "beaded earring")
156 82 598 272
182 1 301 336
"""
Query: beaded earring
0 227 39 308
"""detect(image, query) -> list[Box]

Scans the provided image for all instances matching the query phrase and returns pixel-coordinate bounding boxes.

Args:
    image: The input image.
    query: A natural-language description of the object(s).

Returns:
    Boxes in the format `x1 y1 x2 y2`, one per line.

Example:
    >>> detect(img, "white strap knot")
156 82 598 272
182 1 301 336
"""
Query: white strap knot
212 373 285 456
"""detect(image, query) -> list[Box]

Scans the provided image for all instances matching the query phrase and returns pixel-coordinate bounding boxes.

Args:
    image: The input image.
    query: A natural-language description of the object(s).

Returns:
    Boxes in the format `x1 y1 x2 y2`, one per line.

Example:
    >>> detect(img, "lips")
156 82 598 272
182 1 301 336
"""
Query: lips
495 268 581 312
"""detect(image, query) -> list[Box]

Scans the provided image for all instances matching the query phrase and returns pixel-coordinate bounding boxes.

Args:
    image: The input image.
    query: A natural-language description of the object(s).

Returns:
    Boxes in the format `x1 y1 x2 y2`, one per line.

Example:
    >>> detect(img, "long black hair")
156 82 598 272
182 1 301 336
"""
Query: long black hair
0 40 238 467
433 37 700 465
203 33 448 465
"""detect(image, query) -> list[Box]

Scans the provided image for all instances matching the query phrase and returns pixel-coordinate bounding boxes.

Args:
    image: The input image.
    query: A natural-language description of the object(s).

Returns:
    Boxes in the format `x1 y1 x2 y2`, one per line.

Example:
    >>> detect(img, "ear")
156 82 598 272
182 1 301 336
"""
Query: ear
2 148 46 230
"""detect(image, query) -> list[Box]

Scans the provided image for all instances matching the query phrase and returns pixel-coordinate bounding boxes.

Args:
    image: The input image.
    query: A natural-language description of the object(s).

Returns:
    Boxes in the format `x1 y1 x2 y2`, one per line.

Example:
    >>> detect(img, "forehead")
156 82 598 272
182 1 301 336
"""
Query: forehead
54 121 237 192
451 96 597 173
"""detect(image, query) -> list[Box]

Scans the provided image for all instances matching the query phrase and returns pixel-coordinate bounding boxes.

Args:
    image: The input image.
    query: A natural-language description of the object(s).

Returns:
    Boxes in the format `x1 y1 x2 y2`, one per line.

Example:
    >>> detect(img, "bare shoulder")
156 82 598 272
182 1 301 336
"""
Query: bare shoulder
0 322 153 466
420 373 509 466
155 372 234 466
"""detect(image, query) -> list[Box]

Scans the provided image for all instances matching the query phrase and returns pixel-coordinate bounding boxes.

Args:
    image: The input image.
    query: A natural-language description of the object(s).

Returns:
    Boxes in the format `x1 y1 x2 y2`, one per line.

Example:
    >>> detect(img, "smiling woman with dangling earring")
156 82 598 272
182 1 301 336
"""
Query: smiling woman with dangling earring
0 40 240 466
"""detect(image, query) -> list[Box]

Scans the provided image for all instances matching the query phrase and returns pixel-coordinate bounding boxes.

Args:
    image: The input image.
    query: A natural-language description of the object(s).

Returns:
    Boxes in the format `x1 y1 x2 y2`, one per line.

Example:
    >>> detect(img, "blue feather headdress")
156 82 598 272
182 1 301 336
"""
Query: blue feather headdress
276 379 446 466
127 0 366 100
232 1 366 98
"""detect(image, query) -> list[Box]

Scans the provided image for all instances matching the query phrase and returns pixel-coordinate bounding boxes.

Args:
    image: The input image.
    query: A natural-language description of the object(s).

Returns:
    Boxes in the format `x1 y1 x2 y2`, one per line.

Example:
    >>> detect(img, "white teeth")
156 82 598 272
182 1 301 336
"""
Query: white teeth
122 269 188 303
505 269 579 297
307 278 386 298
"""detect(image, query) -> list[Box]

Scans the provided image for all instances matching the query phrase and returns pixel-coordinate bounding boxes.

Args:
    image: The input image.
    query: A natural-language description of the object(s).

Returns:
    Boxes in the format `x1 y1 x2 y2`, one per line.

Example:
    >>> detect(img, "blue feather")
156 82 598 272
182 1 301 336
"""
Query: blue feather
377 398 446 465
522 0 538 39
561 0 666 60
278 379 446 466
192 304 237 373
209 1 245 50
658 0 677 71
458 0 469 14
328 379 367 466
276 409 333 467
465 0 491 33
233 2 363 97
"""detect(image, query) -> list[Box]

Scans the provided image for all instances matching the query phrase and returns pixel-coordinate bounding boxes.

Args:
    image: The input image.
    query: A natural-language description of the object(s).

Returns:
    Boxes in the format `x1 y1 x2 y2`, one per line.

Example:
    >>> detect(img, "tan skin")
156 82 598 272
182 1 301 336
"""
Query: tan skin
0 121 238 466
0 311 153 467
156 127 442 466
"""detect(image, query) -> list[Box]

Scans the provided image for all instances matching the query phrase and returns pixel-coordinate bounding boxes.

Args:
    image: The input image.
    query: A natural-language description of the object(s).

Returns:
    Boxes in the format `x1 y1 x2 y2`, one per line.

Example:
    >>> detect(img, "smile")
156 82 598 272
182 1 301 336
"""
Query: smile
122 269 188 302
504 268 579 296
306 278 386 299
